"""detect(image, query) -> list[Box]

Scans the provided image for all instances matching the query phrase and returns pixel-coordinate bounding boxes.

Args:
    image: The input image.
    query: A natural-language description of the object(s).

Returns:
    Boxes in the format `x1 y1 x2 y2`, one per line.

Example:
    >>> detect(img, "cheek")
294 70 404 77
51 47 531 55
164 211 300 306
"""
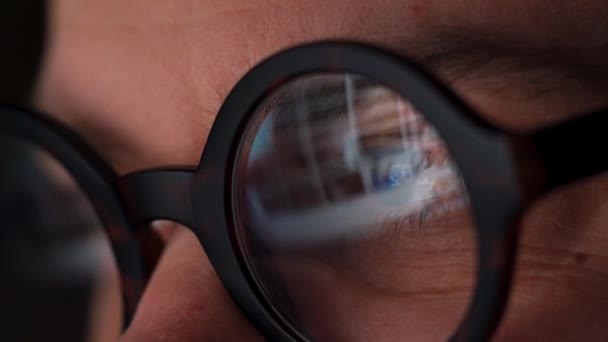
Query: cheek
494 174 608 341
261 243 476 342
494 249 608 342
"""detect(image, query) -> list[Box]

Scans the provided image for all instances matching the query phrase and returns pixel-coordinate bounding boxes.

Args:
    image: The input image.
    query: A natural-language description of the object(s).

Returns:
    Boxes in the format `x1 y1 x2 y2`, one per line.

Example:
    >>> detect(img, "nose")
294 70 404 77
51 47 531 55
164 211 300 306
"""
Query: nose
119 224 265 341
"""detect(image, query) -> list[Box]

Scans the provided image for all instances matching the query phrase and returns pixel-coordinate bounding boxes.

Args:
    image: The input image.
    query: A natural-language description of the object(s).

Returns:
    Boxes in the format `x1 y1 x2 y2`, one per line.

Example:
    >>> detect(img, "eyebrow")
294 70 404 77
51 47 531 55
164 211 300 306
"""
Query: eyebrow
395 29 544 80
424 28 589 70
387 27 608 101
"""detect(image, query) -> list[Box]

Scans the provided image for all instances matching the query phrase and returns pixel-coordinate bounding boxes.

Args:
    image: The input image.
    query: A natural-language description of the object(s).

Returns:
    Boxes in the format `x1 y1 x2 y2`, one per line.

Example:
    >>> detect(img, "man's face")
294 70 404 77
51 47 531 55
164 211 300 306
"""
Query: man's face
35 0 608 340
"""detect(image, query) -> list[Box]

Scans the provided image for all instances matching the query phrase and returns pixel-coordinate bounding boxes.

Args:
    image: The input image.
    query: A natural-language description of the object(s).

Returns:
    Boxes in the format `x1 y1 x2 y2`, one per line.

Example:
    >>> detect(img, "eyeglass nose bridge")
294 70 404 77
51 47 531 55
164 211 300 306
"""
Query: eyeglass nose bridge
114 169 196 230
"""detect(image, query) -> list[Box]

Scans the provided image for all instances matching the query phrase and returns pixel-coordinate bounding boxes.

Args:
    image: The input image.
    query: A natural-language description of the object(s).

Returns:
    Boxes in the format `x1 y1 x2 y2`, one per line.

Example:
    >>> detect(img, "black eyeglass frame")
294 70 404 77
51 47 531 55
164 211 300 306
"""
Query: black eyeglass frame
2 41 607 342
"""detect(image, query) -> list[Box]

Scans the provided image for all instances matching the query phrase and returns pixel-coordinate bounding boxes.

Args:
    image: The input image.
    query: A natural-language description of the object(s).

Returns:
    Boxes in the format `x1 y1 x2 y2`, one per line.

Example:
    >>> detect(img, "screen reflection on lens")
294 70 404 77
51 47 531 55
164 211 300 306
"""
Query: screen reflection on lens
236 73 476 341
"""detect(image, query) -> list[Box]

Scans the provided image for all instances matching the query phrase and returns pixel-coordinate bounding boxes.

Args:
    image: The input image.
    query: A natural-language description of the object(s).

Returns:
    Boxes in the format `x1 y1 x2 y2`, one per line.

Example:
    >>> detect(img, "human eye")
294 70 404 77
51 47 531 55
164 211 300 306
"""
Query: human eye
236 73 477 340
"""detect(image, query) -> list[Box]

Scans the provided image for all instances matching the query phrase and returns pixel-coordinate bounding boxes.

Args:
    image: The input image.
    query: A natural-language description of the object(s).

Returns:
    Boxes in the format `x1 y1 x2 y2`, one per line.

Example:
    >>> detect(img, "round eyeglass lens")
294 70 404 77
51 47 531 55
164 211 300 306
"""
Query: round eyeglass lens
0 135 122 342
234 73 477 341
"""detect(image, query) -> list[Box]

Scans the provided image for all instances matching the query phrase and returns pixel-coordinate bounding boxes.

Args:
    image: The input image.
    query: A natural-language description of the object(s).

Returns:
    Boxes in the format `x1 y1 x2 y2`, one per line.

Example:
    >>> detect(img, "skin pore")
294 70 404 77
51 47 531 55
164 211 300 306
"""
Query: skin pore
35 0 608 341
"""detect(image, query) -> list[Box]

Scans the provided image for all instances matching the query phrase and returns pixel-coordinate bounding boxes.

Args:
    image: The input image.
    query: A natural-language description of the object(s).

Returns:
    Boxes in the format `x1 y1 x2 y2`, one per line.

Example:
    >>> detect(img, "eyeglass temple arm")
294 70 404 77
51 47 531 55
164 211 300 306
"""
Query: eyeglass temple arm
523 108 608 195
114 169 196 229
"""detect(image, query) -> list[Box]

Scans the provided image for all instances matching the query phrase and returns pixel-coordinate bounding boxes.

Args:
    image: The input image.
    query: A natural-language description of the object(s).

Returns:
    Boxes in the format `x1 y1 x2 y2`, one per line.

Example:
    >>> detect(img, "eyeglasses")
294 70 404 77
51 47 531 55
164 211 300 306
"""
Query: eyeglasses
2 41 607 341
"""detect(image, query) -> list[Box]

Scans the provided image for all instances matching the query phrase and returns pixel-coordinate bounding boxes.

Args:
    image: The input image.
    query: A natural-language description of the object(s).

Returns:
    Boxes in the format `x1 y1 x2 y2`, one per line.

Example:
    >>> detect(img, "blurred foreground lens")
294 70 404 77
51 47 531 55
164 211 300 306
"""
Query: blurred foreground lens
0 136 122 342
235 74 476 341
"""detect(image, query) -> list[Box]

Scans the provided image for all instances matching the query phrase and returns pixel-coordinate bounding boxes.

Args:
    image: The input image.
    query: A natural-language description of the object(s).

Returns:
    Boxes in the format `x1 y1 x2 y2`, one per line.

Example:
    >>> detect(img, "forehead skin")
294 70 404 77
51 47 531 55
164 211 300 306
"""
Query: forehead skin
37 0 608 173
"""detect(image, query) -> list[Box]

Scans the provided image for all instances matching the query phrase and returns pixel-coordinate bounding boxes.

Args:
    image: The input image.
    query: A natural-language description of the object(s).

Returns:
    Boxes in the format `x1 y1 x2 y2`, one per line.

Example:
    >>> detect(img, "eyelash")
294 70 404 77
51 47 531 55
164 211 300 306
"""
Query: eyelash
394 193 467 230
361 153 470 239
242 77 473 245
